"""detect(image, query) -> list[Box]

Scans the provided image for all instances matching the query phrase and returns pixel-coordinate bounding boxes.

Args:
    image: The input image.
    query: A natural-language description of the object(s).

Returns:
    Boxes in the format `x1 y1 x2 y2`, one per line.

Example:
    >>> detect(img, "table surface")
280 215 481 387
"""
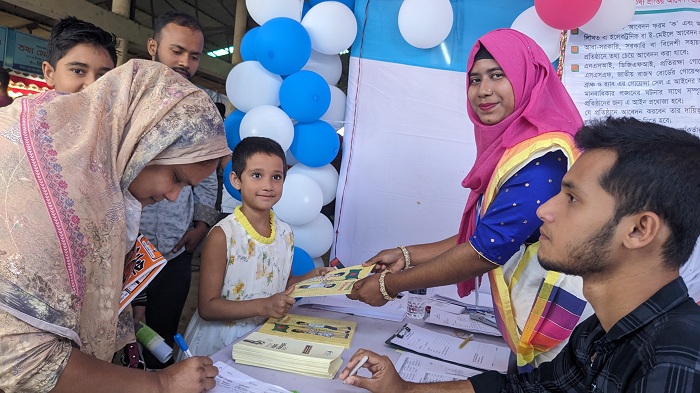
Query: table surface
210 304 506 392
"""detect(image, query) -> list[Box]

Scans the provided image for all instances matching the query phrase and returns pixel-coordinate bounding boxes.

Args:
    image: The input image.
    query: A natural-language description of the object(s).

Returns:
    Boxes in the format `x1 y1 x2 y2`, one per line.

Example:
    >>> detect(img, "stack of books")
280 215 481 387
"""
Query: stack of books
232 332 344 379
257 313 356 348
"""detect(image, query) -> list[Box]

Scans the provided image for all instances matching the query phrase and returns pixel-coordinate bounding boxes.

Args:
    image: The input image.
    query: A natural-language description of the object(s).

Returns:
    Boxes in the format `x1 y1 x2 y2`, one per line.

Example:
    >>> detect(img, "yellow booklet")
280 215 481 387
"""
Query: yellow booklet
232 332 344 379
258 313 356 348
290 265 374 297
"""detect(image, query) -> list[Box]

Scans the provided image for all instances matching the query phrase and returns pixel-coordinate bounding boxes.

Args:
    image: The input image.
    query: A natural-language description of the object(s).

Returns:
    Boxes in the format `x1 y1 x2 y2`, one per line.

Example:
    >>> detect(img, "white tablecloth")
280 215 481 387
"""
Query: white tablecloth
210 304 506 392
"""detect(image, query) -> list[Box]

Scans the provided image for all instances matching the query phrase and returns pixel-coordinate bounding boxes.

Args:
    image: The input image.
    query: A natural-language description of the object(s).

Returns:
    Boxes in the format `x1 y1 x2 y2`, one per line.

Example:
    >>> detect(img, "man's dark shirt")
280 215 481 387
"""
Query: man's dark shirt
470 277 700 392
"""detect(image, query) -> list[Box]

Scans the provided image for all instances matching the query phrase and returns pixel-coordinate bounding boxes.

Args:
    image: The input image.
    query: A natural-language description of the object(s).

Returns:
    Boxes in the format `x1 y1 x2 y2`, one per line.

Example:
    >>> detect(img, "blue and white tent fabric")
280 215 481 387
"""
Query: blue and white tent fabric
332 0 534 264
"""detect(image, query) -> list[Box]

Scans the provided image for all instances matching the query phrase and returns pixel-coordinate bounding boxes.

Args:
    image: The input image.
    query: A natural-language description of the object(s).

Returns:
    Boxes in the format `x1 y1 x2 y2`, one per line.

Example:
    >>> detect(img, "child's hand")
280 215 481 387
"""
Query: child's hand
314 266 335 277
299 267 335 282
264 287 296 318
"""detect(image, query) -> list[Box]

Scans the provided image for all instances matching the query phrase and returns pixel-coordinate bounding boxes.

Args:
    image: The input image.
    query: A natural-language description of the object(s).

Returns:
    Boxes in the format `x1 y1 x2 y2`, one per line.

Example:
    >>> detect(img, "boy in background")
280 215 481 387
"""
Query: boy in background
0 68 13 107
42 16 117 93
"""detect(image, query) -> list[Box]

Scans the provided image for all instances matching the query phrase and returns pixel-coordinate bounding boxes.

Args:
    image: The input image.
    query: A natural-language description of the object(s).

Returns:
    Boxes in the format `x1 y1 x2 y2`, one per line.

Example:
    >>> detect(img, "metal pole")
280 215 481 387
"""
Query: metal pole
231 0 248 65
111 0 132 66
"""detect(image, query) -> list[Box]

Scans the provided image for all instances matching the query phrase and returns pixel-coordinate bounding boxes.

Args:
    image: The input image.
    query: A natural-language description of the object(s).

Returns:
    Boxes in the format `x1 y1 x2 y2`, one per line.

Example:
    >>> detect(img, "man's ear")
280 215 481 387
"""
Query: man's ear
623 212 662 251
230 171 242 191
42 61 56 87
147 38 158 59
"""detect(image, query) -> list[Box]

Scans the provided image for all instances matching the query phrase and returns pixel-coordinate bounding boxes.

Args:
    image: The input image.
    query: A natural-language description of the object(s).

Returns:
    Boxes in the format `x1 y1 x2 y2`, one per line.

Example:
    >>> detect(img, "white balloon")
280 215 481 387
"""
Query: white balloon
580 0 636 37
240 106 294 151
398 0 454 49
511 6 561 62
245 0 303 25
301 2 358 55
274 173 323 225
288 163 339 205
312 257 325 269
226 61 282 113
320 85 346 131
290 213 334 258
302 50 342 86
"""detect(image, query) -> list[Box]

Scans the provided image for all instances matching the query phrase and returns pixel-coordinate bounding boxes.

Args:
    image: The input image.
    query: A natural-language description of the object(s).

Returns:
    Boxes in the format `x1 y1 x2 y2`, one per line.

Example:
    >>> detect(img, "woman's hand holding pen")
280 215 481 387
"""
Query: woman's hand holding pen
157 356 218 393
264 287 296 318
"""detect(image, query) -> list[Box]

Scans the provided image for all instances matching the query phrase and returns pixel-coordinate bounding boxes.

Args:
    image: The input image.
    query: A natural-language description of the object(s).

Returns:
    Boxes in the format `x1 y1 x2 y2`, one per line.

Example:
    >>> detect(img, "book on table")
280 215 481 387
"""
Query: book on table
257 313 356 348
232 332 345 379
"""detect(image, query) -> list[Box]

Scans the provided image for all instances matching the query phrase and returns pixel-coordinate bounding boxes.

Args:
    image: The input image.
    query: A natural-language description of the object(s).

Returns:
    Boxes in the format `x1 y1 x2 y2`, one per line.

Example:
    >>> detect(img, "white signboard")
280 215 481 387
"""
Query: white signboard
564 2 700 137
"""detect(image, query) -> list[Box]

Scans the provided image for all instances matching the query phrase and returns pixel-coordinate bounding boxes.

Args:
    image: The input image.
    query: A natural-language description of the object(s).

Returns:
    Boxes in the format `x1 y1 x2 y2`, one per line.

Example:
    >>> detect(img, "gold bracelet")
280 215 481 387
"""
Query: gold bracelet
379 270 396 301
398 246 411 270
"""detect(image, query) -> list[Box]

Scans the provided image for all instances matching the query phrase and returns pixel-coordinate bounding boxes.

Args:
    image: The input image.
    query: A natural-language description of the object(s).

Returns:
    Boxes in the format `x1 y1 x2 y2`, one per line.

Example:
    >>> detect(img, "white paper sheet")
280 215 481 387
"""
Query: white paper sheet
429 284 494 313
425 308 501 337
296 294 407 322
396 352 481 383
388 324 509 373
210 361 291 393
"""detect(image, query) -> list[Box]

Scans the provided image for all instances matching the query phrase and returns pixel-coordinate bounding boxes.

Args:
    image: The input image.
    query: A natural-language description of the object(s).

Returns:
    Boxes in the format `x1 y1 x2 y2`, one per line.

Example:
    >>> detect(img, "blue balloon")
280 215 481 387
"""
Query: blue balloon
223 161 242 201
290 120 340 167
302 1 312 18
279 70 331 122
292 247 315 276
240 27 259 62
255 18 311 76
224 110 245 151
310 0 355 10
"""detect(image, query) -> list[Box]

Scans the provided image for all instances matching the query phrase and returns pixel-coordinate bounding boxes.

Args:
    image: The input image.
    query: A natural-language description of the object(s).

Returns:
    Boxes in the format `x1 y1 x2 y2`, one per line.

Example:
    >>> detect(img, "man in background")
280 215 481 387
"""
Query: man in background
0 68 13 107
137 10 219 369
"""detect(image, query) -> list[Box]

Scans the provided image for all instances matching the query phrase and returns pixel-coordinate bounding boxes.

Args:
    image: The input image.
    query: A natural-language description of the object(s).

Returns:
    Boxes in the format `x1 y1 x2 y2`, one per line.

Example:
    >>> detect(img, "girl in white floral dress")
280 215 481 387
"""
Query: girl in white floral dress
180 137 330 359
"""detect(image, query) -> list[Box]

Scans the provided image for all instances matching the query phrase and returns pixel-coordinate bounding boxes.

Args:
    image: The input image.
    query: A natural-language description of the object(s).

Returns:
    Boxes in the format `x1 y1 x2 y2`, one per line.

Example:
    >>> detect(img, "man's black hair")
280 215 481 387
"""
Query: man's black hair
0 68 10 90
47 16 118 67
575 117 700 267
153 10 203 41
231 137 288 179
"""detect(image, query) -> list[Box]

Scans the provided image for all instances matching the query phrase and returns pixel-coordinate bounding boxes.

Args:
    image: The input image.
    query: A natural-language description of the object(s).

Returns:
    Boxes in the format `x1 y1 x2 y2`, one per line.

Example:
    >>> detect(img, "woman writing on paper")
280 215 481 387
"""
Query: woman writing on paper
0 60 230 392
349 29 590 368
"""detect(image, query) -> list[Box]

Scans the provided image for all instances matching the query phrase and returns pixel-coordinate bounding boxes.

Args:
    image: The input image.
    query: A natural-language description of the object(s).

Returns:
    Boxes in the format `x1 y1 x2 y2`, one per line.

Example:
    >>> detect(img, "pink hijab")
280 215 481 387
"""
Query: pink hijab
456 29 583 297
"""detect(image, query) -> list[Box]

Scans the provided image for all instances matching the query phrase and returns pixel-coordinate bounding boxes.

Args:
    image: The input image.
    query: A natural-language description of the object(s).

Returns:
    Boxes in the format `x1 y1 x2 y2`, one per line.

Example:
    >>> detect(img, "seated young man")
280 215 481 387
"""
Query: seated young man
42 16 117 93
340 117 700 393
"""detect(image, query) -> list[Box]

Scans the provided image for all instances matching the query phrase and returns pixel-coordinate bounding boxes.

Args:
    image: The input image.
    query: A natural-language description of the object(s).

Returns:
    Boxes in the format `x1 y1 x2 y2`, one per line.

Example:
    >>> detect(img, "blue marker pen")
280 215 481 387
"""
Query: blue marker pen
174 333 193 358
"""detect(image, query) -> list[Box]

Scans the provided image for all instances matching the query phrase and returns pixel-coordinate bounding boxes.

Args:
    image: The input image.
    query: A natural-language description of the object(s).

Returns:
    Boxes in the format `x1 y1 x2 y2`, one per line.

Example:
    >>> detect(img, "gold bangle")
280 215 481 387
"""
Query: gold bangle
398 246 411 270
379 270 396 301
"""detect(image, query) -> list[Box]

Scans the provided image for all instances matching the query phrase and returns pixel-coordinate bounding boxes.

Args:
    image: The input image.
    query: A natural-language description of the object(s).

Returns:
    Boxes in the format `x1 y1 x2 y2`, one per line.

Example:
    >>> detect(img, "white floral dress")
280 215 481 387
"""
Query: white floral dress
180 206 293 358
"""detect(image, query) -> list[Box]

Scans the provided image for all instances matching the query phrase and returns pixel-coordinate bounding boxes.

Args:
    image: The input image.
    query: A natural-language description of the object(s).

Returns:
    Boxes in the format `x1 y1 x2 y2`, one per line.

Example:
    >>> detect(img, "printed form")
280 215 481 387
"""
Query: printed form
388 324 509 373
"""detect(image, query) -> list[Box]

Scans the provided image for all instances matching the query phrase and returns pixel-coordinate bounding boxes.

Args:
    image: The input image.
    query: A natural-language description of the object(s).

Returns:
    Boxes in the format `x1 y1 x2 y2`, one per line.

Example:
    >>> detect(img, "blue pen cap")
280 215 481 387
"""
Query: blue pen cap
174 333 189 351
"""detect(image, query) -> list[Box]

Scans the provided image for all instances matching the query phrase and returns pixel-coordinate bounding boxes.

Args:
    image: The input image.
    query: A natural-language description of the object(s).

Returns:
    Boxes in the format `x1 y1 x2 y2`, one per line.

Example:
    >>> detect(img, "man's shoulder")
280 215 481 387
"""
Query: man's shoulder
645 300 700 364
652 299 700 341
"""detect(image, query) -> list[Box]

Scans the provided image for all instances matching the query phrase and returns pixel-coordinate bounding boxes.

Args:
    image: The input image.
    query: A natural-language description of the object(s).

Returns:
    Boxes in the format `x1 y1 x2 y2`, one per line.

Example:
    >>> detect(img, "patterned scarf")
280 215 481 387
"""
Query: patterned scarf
0 59 230 360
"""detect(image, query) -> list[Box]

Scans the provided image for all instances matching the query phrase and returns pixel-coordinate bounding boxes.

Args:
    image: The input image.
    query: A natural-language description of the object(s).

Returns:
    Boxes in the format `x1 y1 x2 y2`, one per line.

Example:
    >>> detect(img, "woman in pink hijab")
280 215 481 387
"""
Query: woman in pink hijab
349 29 589 367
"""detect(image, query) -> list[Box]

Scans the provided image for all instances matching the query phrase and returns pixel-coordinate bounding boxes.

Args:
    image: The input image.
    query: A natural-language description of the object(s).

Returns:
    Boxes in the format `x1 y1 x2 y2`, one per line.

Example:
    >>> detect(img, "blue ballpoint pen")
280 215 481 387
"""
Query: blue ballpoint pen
174 333 193 358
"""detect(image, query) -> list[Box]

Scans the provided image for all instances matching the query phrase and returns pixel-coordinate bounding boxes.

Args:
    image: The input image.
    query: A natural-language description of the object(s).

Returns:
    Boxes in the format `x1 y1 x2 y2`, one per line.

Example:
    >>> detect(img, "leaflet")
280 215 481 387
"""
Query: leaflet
395 352 481 383
290 265 373 297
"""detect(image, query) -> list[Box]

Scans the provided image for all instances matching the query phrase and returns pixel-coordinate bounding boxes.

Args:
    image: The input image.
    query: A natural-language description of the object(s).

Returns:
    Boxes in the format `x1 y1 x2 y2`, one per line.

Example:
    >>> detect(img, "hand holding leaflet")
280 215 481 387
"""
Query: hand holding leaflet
290 265 374 297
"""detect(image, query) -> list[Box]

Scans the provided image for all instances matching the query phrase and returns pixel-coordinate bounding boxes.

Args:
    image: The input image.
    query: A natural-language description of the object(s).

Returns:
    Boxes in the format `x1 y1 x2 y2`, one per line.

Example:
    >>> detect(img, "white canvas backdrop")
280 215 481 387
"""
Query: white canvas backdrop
332 57 475 265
